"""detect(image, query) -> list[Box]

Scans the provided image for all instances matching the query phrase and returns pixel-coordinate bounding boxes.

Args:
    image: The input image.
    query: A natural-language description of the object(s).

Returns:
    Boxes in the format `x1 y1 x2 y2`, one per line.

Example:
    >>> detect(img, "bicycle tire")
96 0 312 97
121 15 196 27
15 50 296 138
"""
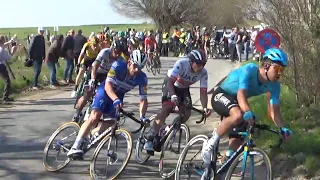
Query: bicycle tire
134 114 157 164
156 57 161 74
175 134 208 180
225 147 273 180
43 122 80 172
151 57 157 76
159 123 190 178
90 129 133 180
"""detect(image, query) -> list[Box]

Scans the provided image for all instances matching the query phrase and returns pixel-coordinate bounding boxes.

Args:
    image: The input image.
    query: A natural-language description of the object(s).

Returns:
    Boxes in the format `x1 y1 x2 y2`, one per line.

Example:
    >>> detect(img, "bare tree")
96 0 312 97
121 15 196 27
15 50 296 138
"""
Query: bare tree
111 0 211 30
253 0 320 106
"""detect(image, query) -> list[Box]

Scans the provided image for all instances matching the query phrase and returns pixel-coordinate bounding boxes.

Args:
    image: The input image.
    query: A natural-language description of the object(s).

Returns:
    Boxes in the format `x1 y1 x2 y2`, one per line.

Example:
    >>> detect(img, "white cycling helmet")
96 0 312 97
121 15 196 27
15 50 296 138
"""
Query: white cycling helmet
130 50 147 68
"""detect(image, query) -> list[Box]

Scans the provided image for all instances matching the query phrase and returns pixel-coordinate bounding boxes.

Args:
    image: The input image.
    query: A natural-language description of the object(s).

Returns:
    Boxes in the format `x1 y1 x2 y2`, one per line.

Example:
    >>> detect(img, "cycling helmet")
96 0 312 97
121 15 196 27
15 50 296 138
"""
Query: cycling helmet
111 40 126 53
263 48 288 67
188 49 207 63
130 50 147 68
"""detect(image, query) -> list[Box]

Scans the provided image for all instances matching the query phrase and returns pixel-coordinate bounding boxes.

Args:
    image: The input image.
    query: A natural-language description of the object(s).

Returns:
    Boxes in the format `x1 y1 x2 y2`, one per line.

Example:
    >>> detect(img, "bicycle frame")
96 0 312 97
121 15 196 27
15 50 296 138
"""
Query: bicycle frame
82 109 144 154
204 124 282 178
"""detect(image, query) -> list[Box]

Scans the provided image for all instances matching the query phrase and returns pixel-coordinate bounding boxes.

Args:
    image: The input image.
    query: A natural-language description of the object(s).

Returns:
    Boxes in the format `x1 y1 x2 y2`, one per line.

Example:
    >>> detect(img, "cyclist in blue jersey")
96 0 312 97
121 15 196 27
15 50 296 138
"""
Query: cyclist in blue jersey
201 48 293 172
67 50 148 157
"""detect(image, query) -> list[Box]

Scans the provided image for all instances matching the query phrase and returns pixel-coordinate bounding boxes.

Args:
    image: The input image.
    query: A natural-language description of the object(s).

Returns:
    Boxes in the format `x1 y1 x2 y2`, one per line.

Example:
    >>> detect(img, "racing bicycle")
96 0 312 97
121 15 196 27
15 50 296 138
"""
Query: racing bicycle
146 51 161 75
134 105 206 179
43 109 145 180
73 68 91 109
175 116 283 180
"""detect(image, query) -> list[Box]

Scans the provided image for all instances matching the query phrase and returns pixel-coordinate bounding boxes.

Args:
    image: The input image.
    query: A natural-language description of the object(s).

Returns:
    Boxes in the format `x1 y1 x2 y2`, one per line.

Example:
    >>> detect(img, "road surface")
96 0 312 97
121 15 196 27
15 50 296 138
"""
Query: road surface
0 57 234 180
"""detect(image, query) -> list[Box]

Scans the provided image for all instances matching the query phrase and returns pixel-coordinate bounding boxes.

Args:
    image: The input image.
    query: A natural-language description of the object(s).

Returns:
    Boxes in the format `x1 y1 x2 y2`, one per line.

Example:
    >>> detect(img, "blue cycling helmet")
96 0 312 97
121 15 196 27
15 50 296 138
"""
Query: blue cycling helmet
263 48 288 67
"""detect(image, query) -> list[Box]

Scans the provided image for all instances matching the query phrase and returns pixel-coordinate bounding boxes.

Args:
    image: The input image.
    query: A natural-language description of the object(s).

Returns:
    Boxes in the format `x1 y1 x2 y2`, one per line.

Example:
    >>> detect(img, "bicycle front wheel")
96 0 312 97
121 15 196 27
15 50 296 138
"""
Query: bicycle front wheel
159 123 190 178
175 134 208 180
90 129 133 180
225 147 273 180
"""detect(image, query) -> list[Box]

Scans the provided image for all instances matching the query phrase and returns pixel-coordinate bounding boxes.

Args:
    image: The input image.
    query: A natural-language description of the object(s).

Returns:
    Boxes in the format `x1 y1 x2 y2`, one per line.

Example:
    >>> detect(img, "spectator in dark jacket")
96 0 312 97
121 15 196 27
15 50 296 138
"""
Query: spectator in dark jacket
61 29 75 84
29 27 46 90
46 35 64 89
73 29 87 74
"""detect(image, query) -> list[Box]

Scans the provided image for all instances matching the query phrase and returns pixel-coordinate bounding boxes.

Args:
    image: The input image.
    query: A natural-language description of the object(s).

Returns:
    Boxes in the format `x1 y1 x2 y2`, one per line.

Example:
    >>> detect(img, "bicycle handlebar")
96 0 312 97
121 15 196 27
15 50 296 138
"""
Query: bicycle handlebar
254 124 283 148
192 107 206 124
119 109 144 134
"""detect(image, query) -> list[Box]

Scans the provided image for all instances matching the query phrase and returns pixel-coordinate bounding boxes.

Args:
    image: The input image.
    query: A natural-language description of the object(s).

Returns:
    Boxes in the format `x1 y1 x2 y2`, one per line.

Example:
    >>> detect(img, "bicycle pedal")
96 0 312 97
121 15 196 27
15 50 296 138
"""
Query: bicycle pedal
146 150 154 156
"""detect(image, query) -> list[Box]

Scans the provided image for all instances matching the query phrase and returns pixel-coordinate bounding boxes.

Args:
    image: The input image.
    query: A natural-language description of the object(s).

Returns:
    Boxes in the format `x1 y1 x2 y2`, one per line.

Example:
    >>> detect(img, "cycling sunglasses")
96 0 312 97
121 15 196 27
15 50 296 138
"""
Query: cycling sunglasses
272 63 285 74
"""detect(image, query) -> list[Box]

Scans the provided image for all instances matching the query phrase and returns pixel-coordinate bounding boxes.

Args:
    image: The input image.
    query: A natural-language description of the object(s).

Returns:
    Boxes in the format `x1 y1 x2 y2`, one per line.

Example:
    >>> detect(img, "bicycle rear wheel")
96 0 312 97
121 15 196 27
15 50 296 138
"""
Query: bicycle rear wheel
90 129 133 180
175 134 208 180
225 147 273 180
159 123 190 178
43 122 80 172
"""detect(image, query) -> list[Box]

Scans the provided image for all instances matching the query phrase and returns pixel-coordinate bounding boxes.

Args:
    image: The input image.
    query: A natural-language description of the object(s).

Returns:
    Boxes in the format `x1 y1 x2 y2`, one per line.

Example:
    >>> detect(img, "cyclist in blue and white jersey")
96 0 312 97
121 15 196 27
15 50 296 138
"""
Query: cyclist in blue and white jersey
201 48 293 175
68 50 149 157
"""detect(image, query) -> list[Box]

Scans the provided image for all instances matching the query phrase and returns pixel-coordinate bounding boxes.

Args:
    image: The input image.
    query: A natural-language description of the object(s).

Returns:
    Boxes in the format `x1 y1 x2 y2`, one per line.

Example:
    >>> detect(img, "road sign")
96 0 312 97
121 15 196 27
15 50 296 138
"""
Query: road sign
255 28 280 53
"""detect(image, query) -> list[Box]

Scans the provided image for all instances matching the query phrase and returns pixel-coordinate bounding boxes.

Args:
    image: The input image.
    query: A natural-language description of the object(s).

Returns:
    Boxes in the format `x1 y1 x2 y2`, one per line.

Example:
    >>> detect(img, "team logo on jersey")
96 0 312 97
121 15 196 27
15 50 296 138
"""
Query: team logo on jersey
108 69 116 77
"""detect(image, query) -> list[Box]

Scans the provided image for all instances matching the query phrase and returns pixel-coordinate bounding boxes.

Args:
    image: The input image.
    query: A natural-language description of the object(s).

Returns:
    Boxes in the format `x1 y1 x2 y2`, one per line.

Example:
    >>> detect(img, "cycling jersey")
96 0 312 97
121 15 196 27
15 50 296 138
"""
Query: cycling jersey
92 60 148 117
145 37 157 50
95 48 125 74
220 63 280 105
167 58 208 89
80 42 101 63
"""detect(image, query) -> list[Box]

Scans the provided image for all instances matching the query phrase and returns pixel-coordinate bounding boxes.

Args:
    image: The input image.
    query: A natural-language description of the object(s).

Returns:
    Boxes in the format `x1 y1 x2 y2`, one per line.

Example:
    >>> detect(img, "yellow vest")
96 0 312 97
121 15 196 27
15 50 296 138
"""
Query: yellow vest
162 33 169 43
179 33 186 43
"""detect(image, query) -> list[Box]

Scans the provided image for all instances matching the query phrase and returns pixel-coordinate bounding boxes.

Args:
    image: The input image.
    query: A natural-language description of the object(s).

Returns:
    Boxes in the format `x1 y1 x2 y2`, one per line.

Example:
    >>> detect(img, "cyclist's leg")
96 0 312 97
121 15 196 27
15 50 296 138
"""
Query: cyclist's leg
68 85 108 156
73 63 87 92
178 87 192 122
201 87 243 164
144 76 176 152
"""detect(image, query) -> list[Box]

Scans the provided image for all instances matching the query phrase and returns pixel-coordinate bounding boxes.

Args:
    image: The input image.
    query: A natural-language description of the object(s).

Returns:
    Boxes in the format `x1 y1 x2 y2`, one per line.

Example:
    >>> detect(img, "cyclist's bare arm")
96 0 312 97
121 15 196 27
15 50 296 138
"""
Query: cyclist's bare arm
269 104 285 127
140 99 148 117
200 72 208 109
237 89 251 112
105 81 118 101
91 61 100 79
78 47 86 66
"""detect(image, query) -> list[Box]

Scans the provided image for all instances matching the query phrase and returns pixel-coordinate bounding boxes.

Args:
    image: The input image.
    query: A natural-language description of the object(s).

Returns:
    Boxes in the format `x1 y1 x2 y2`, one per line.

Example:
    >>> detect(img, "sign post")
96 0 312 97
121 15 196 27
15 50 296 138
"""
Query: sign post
254 28 281 55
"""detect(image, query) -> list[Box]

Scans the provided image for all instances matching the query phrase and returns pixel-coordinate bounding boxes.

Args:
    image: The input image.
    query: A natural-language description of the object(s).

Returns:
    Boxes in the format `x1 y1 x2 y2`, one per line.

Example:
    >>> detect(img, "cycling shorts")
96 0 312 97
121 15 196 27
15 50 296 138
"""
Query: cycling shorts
211 87 246 139
161 76 192 109
80 58 95 69
91 86 124 121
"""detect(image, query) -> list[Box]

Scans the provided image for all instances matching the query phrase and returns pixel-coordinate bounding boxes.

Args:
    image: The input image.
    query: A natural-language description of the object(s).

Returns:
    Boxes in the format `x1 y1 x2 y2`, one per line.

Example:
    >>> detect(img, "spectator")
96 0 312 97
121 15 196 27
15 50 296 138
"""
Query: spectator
46 34 64 89
250 26 258 54
29 27 46 90
221 26 230 59
229 28 237 62
61 29 75 84
0 35 13 103
73 29 87 75
235 27 243 63
242 27 250 61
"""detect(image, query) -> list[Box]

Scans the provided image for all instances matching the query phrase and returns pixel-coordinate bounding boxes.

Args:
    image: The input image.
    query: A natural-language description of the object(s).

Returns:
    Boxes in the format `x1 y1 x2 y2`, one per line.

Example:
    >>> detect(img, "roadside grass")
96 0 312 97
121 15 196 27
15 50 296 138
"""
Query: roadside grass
243 60 320 177
0 24 156 41
0 50 67 100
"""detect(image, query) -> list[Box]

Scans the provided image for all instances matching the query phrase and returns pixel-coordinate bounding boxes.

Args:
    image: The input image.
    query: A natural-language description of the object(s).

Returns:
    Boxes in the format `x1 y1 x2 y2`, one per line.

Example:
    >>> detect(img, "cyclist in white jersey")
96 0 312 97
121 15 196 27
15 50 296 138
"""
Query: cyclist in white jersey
144 49 212 154
72 41 126 122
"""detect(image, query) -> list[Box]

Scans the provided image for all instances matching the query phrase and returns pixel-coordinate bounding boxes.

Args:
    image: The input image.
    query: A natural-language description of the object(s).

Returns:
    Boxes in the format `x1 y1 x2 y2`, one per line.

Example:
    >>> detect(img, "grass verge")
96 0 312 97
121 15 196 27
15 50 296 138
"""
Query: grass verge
243 60 320 178
0 51 67 100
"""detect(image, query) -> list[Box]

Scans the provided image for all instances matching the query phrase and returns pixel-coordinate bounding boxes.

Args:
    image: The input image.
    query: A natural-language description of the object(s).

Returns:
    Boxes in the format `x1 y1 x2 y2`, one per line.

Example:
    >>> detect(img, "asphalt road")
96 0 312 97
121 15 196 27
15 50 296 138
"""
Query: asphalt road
0 57 234 180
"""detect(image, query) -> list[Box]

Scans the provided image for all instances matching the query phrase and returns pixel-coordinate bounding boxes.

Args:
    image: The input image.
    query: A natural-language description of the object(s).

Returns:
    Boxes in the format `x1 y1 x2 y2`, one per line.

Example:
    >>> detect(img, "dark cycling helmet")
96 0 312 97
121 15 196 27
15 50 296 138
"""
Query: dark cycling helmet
188 49 207 64
263 48 288 67
111 40 126 53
